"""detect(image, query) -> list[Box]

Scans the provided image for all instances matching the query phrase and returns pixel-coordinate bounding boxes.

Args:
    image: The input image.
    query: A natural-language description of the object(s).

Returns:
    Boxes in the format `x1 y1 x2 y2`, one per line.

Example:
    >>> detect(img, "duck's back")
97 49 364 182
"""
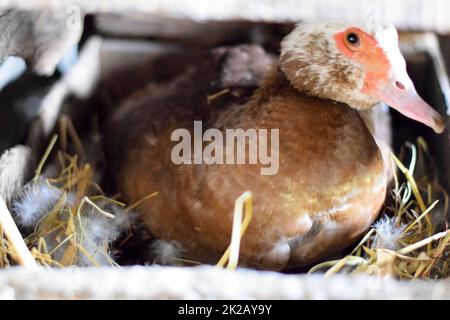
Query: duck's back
108 65 386 269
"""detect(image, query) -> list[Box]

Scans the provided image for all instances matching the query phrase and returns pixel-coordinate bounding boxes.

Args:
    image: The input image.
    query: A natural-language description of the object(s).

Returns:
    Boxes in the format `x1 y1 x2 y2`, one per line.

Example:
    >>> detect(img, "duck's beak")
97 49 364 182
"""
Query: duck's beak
366 76 445 134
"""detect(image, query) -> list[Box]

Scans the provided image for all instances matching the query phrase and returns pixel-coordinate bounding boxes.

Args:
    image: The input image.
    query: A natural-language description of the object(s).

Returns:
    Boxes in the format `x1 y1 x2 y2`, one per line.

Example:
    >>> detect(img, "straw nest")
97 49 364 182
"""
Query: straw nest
0 117 153 268
0 117 448 279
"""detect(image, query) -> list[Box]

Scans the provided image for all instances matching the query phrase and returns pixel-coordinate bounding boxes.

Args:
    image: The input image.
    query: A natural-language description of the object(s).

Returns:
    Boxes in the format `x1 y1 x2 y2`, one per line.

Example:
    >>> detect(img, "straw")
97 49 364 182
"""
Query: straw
0 196 38 269
217 191 253 269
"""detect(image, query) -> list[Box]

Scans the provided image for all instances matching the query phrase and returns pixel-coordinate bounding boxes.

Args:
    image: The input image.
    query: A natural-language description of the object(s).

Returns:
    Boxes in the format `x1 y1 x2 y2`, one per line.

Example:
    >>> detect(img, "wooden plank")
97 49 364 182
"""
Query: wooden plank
0 266 449 299
1 0 450 32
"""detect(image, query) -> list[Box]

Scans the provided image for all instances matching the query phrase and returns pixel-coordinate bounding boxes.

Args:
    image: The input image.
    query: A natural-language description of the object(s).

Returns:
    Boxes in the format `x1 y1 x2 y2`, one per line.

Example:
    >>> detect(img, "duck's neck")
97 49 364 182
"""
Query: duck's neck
243 65 375 131
255 65 377 136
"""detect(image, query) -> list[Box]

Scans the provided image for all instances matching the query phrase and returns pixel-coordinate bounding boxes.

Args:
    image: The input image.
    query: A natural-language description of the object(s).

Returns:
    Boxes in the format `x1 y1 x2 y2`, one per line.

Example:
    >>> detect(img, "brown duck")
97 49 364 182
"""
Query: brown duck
106 22 444 270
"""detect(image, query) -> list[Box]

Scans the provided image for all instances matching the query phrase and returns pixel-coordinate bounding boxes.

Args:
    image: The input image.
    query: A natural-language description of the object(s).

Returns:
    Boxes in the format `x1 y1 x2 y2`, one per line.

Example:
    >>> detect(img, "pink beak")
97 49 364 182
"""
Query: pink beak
367 78 445 134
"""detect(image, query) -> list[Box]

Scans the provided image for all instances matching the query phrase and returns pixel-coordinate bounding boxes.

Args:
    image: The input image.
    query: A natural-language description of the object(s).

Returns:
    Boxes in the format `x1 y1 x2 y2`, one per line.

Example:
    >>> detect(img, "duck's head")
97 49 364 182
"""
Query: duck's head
280 22 445 133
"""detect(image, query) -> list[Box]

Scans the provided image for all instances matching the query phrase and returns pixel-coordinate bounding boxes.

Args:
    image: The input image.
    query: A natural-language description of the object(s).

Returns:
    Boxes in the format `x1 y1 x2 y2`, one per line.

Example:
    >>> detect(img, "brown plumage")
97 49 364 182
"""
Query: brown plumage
106 22 444 270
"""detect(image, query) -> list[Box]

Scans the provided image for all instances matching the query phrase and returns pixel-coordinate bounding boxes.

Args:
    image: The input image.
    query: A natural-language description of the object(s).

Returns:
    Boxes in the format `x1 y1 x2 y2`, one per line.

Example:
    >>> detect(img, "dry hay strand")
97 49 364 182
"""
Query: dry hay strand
310 137 449 279
217 191 253 270
0 197 37 268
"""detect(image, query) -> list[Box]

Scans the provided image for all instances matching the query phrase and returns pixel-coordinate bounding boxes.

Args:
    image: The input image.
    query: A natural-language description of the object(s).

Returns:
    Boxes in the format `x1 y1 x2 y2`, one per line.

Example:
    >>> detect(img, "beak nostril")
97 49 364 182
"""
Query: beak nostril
395 81 406 90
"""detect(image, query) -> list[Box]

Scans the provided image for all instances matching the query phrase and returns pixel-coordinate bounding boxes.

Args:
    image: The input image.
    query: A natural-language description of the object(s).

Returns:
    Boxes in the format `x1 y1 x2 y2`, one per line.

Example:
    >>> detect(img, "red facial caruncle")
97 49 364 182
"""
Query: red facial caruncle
334 27 444 134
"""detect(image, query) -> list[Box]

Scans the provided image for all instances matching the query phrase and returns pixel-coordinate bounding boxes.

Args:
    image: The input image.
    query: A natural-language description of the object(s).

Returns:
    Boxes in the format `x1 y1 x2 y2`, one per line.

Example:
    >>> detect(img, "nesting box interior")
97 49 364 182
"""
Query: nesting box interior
0 3 449 299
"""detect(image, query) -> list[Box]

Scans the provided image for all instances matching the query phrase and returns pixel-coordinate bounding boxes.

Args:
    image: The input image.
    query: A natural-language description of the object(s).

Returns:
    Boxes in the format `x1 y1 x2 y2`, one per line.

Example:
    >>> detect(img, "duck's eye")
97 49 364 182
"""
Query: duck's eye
346 33 360 47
